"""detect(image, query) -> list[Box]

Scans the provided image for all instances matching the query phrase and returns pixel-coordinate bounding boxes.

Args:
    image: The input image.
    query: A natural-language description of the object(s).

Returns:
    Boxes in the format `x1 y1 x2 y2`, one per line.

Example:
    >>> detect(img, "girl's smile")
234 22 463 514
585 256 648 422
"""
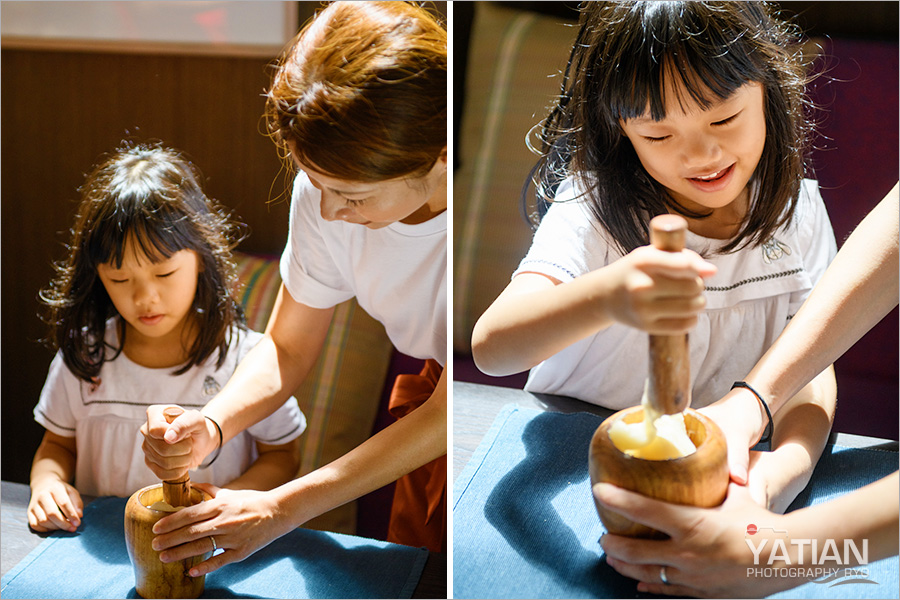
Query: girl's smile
687 163 736 193
620 80 767 238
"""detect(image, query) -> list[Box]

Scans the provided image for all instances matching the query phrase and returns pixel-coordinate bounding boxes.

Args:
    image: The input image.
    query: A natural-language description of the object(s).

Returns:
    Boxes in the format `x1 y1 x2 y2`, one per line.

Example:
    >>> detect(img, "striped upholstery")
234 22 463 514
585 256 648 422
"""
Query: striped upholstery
233 251 393 534
453 3 578 353
233 254 282 332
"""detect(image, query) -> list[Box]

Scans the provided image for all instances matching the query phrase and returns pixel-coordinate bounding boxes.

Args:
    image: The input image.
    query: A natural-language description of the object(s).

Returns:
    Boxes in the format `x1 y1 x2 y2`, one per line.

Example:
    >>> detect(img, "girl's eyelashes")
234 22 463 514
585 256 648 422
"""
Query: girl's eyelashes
157 270 176 278
638 111 741 143
344 197 369 206
713 111 741 126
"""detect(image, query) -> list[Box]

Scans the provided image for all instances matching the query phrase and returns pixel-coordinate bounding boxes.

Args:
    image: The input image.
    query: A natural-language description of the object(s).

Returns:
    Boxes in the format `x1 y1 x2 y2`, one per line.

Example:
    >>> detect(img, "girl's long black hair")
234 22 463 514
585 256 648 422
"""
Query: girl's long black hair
40 141 247 382
527 1 816 255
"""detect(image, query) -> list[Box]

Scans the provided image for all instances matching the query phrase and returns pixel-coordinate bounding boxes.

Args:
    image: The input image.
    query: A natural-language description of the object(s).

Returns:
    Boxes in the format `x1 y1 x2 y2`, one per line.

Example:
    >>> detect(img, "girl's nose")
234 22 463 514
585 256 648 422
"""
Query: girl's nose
682 133 722 169
133 281 159 307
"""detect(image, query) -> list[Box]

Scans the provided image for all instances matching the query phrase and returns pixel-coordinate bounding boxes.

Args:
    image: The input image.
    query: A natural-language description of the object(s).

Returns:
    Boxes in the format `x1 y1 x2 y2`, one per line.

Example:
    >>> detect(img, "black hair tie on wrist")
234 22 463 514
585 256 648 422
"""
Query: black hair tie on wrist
731 381 773 445
200 415 224 468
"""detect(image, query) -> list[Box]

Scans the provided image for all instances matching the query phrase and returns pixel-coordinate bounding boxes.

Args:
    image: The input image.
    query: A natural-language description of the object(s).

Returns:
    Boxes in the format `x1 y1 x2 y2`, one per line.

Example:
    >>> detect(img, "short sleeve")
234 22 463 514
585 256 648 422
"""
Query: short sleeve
235 329 306 445
279 173 355 309
513 179 619 282
33 352 79 438
788 180 838 314
246 398 306 445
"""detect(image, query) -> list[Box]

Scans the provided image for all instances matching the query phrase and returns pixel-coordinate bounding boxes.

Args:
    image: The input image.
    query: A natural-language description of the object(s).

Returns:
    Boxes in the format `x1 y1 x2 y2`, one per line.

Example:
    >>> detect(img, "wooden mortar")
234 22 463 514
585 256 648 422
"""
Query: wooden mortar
589 405 728 538
124 484 212 599
590 215 726 537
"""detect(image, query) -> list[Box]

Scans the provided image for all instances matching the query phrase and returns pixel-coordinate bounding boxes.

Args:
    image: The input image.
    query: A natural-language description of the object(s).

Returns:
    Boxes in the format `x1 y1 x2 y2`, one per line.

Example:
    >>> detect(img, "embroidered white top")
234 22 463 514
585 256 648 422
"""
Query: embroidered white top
34 322 305 497
515 178 837 409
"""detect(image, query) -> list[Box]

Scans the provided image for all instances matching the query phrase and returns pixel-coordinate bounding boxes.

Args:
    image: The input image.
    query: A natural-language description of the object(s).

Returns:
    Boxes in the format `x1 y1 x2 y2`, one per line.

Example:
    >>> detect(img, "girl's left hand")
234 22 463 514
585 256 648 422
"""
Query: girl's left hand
152 482 295 577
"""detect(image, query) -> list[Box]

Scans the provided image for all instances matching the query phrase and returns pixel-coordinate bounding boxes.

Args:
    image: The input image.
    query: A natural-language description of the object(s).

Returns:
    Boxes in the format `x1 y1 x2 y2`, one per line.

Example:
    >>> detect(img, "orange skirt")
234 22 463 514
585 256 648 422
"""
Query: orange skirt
386 359 446 553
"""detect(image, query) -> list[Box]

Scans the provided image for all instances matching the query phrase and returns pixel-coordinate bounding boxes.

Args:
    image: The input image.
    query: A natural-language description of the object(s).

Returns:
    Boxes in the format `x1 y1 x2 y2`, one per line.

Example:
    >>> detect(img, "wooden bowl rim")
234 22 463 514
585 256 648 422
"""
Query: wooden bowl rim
597 405 723 463
132 483 211 512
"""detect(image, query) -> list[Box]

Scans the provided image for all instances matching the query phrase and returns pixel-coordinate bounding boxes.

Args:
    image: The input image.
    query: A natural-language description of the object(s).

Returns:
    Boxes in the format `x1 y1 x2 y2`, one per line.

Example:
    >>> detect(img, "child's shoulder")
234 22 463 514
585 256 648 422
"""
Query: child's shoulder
789 178 830 229
798 177 822 198
228 324 264 358
233 324 263 344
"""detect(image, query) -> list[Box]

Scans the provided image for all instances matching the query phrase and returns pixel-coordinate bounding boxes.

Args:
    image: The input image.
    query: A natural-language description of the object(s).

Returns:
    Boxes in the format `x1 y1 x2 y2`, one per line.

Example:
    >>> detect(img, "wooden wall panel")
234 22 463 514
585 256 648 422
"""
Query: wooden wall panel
1 48 294 484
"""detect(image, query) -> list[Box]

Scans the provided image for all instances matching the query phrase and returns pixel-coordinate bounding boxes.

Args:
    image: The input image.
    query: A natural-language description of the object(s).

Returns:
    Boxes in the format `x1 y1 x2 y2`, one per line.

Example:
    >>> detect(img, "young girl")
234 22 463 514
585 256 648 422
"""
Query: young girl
140 0 447 573
473 1 837 513
28 143 304 533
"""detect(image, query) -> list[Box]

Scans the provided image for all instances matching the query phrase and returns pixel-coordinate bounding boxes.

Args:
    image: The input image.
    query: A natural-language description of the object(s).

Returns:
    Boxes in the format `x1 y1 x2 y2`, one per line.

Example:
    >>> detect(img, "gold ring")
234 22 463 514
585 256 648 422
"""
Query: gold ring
210 536 217 552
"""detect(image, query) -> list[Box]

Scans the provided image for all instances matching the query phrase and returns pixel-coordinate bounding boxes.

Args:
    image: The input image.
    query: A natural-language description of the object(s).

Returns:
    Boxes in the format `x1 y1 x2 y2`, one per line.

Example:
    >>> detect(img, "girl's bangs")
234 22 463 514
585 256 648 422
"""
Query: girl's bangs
87 193 195 268
603 7 766 122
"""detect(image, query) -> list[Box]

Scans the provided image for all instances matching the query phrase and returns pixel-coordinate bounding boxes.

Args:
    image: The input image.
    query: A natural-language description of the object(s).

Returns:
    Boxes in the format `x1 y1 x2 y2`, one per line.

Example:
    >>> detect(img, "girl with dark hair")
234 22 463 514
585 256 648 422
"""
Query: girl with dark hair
141 0 448 572
28 142 304 532
473 1 837 514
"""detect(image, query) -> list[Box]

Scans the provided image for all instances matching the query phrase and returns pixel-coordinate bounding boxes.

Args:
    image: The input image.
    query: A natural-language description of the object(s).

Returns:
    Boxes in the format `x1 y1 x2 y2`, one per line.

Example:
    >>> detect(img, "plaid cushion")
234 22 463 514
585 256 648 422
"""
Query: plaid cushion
233 251 393 534
453 3 577 353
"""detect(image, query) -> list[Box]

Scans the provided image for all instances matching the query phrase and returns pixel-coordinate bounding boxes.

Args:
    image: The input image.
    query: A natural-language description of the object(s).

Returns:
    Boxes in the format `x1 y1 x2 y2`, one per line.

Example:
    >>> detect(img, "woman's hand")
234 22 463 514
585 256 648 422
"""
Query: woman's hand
698 388 766 485
152 483 297 577
27 478 83 533
140 405 217 480
594 481 805 598
606 246 716 335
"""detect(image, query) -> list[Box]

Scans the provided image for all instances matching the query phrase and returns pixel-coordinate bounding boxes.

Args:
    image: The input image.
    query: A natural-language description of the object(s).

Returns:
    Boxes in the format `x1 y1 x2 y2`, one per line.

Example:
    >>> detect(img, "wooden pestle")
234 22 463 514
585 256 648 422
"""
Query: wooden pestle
161 407 191 508
647 214 692 415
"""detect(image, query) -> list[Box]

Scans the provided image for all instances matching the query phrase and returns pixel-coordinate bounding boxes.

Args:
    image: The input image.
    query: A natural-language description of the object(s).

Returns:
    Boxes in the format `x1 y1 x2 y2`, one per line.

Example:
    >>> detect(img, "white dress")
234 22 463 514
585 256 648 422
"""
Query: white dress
516 178 837 409
34 322 305 497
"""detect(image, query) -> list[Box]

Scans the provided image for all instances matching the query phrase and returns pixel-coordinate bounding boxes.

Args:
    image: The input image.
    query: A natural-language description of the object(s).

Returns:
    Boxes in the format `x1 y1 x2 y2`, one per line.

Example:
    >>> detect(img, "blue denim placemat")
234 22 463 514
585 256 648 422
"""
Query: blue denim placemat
453 404 899 599
1 496 427 599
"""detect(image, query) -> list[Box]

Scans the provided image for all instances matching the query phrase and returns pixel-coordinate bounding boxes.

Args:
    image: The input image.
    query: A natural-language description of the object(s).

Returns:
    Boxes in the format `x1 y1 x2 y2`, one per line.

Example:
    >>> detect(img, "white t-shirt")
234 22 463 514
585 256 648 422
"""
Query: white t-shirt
516 178 837 409
280 172 447 365
34 322 306 497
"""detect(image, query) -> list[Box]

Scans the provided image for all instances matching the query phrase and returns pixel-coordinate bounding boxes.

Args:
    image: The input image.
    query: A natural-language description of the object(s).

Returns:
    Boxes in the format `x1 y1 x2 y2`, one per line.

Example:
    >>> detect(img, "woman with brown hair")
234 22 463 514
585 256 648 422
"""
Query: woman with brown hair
139 0 448 573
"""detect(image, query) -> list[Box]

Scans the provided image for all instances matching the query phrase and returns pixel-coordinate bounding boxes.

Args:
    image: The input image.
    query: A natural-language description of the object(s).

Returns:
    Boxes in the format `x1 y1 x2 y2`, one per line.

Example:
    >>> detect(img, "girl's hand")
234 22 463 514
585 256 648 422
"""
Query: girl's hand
745 442 815 515
141 405 216 480
745 450 777 508
595 482 803 598
27 479 83 532
607 246 716 334
152 483 296 577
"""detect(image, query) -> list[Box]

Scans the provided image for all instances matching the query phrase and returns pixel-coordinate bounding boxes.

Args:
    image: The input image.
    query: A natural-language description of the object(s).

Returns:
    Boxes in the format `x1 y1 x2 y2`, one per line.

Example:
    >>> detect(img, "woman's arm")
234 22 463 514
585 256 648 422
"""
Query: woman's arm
28 430 83 532
141 284 334 479
222 438 302 491
703 184 899 482
150 367 447 576
745 184 899 437
472 247 716 376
